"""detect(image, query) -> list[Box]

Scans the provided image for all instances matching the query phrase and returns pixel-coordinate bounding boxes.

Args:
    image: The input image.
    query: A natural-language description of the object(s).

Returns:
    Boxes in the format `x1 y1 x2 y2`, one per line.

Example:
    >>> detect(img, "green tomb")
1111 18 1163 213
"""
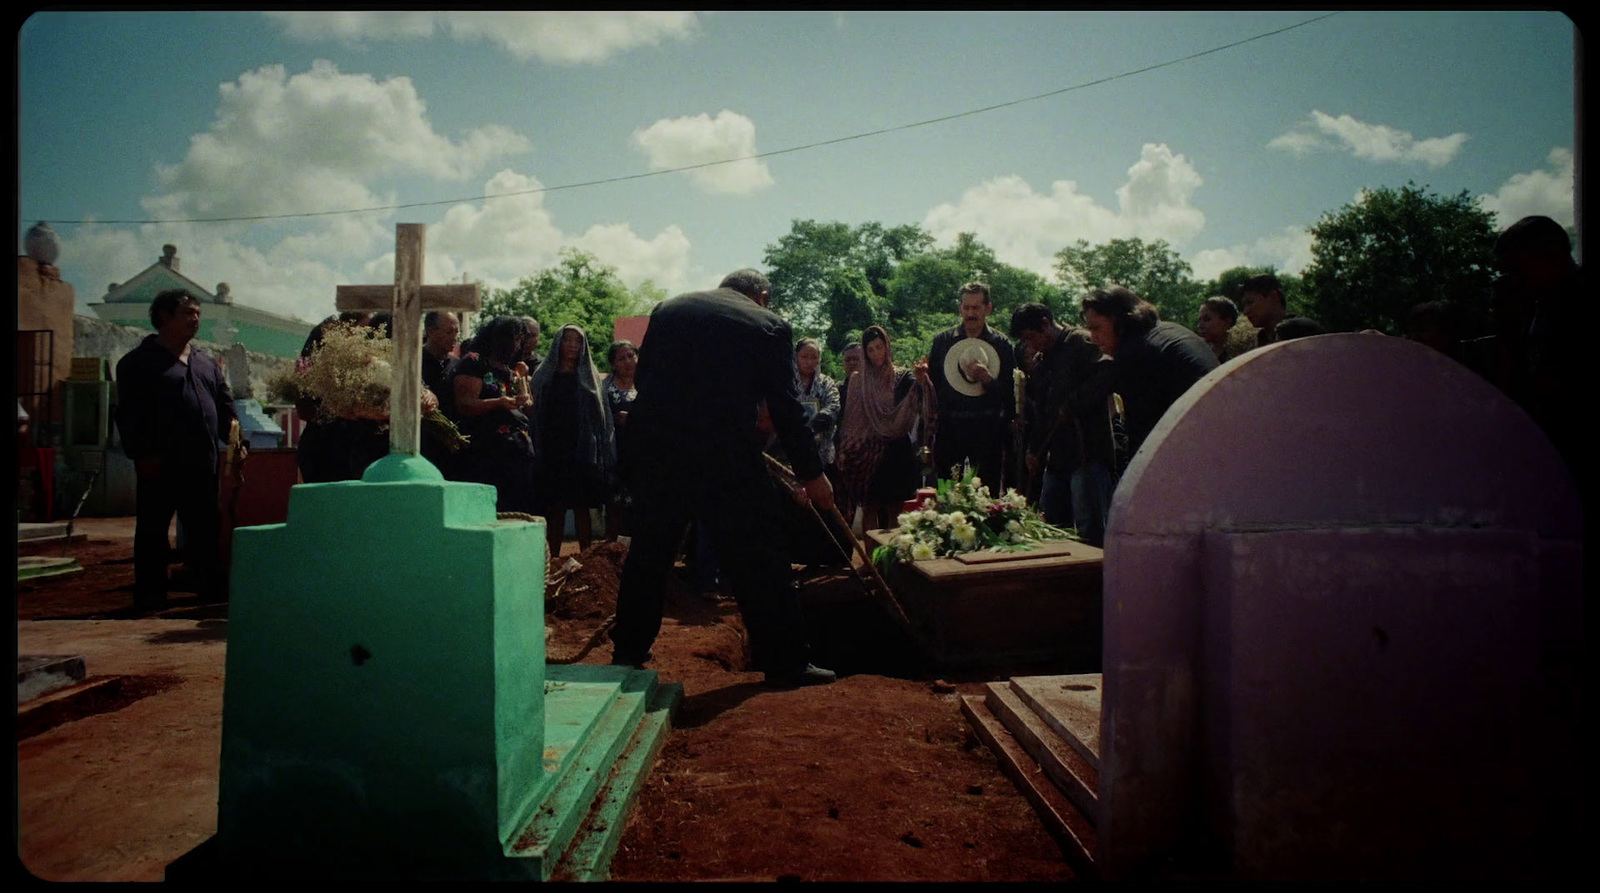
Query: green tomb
169 455 680 880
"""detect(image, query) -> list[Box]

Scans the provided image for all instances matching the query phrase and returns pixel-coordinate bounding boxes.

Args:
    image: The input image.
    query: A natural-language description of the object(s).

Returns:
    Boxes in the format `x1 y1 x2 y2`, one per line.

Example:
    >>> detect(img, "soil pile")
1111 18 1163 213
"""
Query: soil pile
18 528 1083 882
548 542 627 621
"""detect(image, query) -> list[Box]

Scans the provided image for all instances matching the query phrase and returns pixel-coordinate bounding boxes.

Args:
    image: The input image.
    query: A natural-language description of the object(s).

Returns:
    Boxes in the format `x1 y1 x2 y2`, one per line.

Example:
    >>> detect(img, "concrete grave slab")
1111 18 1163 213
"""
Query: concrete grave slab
1100 334 1581 880
18 654 87 703
1009 674 1102 771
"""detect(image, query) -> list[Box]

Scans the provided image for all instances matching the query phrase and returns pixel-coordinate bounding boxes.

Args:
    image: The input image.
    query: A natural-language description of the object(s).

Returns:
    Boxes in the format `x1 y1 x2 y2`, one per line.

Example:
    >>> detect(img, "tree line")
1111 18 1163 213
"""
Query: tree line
479 182 1559 377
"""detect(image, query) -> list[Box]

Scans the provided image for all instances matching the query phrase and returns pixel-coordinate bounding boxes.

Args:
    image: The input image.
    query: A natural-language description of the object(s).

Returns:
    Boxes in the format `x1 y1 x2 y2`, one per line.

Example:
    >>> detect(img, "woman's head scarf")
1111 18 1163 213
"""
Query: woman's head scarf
528 324 615 480
842 327 923 443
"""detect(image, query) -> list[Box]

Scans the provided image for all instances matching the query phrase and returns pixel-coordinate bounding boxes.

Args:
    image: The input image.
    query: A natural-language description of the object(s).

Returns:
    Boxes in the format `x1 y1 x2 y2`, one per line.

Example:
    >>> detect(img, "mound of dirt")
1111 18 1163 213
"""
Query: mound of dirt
549 542 628 621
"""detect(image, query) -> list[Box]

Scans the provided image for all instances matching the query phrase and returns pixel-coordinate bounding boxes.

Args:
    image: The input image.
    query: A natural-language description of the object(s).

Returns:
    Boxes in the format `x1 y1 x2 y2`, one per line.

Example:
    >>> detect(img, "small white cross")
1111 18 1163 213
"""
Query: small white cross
336 223 480 458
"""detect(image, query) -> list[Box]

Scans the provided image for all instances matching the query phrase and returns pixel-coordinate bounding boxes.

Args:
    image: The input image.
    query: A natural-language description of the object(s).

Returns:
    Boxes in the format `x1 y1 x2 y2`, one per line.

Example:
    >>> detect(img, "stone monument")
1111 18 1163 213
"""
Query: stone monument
170 224 680 880
1097 334 1581 880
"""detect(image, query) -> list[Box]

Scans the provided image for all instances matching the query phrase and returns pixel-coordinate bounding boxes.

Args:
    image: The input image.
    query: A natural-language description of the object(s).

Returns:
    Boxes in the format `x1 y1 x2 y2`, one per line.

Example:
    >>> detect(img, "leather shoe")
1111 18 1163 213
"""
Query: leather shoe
763 663 837 689
610 649 653 669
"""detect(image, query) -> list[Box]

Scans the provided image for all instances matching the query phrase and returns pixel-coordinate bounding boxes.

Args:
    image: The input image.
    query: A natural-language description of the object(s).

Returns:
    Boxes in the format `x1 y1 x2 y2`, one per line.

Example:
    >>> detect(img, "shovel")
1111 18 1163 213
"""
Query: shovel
61 469 100 557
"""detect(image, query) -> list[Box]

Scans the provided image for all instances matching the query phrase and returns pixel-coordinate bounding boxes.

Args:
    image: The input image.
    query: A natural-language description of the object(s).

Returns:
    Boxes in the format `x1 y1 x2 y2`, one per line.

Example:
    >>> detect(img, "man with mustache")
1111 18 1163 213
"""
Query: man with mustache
926 281 1018 496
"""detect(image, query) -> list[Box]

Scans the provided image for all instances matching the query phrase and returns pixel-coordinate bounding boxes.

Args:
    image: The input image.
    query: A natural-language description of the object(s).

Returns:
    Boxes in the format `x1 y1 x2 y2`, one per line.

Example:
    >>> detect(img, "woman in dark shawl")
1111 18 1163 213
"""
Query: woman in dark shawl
448 316 538 513
529 324 615 554
837 326 934 534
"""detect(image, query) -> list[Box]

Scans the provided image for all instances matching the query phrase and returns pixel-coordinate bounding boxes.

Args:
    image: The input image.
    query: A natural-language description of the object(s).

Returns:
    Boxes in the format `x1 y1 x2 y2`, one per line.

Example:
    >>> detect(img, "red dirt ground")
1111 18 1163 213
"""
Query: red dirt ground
15 519 1078 882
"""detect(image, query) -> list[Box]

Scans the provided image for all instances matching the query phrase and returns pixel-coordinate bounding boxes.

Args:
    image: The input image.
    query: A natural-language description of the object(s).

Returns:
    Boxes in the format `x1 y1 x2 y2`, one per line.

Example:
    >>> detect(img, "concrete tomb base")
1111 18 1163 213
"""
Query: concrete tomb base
17 555 82 580
961 673 1103 878
1097 335 1581 880
17 654 88 703
168 455 680 880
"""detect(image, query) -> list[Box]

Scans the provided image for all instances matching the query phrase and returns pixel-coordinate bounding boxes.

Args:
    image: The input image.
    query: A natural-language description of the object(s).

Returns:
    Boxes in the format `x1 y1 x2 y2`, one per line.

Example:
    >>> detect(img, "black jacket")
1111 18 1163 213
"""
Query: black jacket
1029 327 1114 473
928 324 1018 422
628 288 823 485
1111 321 1219 457
114 335 236 475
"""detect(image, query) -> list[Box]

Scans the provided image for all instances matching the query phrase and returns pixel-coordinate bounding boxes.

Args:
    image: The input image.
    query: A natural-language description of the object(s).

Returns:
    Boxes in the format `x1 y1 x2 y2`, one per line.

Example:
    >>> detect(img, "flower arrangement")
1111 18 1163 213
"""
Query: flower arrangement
872 470 1078 570
265 322 468 451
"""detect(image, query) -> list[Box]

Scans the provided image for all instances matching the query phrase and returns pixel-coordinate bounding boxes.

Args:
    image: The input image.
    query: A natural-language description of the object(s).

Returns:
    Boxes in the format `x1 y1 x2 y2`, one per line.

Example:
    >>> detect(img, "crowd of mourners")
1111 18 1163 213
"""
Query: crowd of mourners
291 213 1581 568
107 213 1580 616
293 311 632 555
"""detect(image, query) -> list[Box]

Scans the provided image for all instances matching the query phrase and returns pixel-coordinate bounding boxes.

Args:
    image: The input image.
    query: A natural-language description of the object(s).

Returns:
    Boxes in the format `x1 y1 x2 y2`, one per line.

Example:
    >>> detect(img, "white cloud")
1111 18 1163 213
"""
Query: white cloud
61 168 695 327
1188 226 1314 283
1478 147 1574 228
920 143 1206 276
572 223 692 290
1265 131 1323 155
145 60 529 222
1269 110 1468 167
265 11 698 64
1407 133 1471 167
632 110 775 195
421 169 694 294
63 221 358 325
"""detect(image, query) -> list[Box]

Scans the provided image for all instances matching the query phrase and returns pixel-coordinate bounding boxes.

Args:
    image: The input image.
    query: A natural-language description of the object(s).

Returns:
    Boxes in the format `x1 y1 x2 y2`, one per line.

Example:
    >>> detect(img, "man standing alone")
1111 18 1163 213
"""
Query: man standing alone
115 289 236 608
610 269 838 688
927 282 1017 495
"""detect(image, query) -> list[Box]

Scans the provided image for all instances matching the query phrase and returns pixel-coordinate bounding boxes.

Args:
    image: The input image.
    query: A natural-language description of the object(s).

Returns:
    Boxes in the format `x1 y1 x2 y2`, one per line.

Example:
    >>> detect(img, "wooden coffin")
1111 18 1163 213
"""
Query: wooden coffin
865 530 1103 670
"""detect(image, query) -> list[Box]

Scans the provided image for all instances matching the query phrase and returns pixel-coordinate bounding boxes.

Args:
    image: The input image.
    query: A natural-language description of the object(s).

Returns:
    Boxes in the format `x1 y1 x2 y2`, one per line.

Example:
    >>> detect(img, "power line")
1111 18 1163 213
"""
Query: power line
33 12 1342 227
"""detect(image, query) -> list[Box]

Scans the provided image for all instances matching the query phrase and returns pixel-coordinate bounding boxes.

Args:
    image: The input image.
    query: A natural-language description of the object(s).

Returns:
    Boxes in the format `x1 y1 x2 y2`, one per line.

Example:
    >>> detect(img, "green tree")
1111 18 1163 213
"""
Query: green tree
630 279 670 310
820 268 882 354
885 233 1062 334
763 220 859 334
1054 237 1204 326
855 221 937 296
1301 183 1499 334
479 248 648 369
762 219 935 338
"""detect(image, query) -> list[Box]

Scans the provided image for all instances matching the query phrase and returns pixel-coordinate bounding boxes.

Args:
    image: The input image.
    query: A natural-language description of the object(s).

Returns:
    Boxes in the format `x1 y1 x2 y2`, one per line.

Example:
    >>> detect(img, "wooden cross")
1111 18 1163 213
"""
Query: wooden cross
336 223 480 457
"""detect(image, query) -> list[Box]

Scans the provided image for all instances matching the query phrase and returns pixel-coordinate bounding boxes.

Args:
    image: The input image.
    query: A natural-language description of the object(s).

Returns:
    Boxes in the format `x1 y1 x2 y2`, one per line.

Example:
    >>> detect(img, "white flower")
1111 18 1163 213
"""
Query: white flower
953 524 978 549
1005 520 1022 534
922 509 939 522
911 542 936 561
947 510 966 524
897 533 914 548
897 513 915 529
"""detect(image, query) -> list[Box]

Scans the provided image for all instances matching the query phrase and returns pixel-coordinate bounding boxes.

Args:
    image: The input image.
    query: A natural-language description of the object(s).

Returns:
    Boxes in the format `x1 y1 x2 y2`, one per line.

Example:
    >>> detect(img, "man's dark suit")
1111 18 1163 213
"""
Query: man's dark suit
115 335 236 603
609 287 824 674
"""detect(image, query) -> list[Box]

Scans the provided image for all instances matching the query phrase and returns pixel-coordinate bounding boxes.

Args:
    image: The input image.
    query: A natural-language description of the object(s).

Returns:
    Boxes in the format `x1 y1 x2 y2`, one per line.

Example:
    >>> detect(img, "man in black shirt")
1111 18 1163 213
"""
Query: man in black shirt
115 289 237 608
1081 286 1219 461
926 282 1017 495
1010 302 1115 545
610 269 838 688
1241 273 1289 348
422 310 459 401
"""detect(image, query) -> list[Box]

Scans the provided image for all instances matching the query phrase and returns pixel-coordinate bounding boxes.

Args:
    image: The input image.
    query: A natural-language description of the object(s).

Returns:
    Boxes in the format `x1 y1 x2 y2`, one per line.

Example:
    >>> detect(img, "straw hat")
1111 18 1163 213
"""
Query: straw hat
942 337 1001 397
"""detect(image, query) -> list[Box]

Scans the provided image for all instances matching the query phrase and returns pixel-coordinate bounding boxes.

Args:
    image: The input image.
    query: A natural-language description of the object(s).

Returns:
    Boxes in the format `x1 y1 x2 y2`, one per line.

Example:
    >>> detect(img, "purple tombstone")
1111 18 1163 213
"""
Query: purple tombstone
1100 334 1581 880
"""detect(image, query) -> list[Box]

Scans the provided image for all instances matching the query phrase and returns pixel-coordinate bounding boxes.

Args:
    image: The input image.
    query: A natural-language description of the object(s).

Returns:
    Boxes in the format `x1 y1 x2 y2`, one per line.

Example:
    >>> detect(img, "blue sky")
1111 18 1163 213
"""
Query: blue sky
18 11 1577 327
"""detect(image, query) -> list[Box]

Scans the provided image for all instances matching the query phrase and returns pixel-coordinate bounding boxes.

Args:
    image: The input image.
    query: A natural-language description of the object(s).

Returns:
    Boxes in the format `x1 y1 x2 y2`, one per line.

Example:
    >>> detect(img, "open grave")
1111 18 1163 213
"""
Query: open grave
963 333 1583 880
